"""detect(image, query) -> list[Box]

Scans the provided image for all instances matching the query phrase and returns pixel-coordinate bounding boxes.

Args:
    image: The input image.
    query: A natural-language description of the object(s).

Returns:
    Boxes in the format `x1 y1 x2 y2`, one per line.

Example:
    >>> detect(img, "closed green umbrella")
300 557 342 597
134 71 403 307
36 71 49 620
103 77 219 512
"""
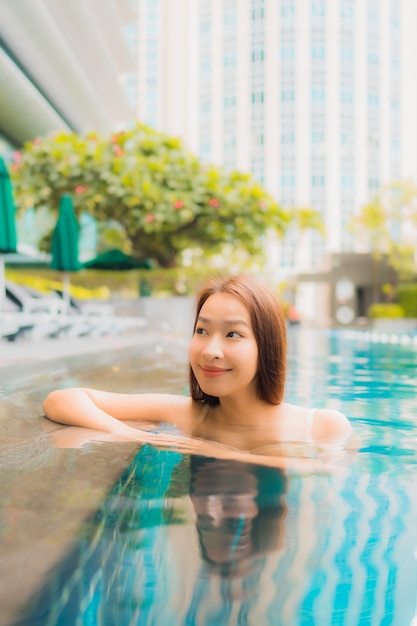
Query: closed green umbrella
0 157 18 311
50 194 80 308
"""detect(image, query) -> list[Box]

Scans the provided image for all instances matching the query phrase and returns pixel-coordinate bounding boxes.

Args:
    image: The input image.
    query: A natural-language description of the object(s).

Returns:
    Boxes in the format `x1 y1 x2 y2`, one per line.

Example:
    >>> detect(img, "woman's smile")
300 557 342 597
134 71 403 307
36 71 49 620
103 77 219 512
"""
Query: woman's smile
199 365 232 378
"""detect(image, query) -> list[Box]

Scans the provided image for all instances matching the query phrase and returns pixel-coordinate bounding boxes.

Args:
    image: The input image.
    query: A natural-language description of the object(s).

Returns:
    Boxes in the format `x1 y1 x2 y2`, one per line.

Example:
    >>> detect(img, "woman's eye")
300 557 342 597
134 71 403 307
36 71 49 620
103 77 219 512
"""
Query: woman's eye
195 327 208 335
227 331 242 338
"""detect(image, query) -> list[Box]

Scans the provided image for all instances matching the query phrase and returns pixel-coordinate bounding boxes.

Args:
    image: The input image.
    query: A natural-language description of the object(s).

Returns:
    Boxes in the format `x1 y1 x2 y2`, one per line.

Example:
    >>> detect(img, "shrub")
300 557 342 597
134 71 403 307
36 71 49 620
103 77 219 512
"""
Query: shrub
368 303 405 319
396 283 417 317
5 267 213 300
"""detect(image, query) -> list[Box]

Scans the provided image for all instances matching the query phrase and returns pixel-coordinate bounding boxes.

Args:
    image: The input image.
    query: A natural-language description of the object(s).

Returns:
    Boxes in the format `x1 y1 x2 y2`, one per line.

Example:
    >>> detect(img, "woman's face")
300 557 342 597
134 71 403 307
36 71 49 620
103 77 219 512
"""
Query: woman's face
189 293 259 401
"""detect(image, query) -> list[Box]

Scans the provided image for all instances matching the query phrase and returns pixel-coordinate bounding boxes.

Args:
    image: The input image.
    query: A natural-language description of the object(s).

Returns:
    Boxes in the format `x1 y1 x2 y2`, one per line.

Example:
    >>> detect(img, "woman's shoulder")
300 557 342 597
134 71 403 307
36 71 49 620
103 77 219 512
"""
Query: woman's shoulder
282 402 352 444
311 407 352 443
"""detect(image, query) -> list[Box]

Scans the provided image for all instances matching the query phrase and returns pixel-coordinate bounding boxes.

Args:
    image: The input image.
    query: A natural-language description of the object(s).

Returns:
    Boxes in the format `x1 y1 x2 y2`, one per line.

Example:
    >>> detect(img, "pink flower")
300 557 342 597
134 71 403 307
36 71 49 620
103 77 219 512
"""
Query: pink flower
146 215 155 223
13 151 22 163
32 138 41 145
75 185 89 194
114 147 124 157
209 198 219 208
173 200 184 209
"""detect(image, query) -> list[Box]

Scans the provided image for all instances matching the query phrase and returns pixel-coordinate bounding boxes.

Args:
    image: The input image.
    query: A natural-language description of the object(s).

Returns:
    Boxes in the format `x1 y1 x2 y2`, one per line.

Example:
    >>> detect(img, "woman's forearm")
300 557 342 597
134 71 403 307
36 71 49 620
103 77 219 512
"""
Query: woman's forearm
42 389 136 436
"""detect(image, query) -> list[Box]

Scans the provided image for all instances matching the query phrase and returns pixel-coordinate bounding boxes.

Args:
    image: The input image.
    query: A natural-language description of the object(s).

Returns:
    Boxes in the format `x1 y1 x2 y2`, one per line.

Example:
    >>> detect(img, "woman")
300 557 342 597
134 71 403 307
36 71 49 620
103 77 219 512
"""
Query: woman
43 274 352 459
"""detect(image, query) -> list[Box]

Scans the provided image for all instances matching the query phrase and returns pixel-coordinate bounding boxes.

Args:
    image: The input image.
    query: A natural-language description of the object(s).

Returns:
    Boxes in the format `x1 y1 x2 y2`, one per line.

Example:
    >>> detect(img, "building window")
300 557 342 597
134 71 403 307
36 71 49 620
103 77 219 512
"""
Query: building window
311 3 325 16
368 51 379 64
312 88 325 102
368 93 379 107
368 178 380 190
224 52 236 66
224 95 236 107
281 88 294 101
200 101 211 113
252 49 264 61
312 174 325 186
281 46 295 60
341 47 353 61
281 131 295 144
252 7 264 19
341 90 353 103
312 130 324 143
312 45 325 59
281 174 295 188
342 175 354 188
281 4 295 17
341 5 353 18
252 92 264 103
368 9 379 24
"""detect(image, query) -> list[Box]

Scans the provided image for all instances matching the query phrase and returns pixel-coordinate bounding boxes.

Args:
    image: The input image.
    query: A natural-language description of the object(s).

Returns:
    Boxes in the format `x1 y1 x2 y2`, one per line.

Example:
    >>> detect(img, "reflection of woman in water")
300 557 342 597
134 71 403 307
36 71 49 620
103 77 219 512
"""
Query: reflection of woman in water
43 274 351 464
187 456 288 624
14 448 288 625
190 456 287 577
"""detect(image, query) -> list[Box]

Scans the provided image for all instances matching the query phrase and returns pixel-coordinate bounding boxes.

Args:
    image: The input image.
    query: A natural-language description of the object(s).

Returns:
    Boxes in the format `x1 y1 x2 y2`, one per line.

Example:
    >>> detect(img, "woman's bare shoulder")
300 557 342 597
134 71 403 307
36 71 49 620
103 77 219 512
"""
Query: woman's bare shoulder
281 402 352 444
312 407 352 443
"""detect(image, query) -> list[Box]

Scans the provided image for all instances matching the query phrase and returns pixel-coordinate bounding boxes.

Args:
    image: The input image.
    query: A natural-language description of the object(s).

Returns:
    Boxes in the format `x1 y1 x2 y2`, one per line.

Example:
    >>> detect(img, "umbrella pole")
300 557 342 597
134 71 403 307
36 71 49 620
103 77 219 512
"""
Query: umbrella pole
63 272 70 311
0 254 5 312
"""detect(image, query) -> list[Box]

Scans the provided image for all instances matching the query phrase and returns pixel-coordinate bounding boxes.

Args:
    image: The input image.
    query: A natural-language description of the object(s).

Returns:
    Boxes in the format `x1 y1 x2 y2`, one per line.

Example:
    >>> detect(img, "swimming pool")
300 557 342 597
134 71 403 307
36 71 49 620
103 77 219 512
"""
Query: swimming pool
4 326 417 626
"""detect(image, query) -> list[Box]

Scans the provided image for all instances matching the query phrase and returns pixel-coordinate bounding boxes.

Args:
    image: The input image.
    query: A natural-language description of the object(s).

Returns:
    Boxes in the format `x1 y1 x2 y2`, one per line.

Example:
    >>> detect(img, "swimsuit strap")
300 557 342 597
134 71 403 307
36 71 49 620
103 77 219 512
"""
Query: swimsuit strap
304 408 317 443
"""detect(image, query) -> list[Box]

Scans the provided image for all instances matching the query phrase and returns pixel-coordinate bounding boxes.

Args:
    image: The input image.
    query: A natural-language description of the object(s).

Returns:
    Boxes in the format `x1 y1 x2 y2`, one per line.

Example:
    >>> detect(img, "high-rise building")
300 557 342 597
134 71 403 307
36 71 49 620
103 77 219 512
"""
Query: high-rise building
135 0 417 277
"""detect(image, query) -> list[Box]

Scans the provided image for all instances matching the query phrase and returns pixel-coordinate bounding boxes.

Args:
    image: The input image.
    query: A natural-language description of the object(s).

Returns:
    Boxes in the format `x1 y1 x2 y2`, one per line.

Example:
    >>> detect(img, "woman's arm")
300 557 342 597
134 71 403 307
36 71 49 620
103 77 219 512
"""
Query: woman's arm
42 388 193 436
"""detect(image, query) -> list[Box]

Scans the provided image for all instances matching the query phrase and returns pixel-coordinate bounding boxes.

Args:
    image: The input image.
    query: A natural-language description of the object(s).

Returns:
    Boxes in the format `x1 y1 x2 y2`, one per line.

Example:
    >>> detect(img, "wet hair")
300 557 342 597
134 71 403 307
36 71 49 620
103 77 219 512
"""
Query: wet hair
189 274 287 406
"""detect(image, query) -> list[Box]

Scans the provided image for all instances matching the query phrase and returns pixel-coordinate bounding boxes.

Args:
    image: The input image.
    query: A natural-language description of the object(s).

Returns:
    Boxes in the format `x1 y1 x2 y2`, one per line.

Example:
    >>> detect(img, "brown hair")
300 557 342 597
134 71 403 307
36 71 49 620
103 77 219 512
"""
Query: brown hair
189 274 287 405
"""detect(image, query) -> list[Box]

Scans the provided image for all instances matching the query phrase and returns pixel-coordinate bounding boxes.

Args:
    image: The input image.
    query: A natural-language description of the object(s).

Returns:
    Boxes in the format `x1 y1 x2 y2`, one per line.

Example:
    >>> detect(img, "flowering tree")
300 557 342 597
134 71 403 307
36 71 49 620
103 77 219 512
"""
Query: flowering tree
12 123 290 267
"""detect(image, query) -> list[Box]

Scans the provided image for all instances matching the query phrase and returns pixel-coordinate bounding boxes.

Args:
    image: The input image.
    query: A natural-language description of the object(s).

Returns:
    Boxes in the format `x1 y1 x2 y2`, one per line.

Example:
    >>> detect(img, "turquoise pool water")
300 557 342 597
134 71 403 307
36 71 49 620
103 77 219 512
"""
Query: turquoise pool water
9 328 417 626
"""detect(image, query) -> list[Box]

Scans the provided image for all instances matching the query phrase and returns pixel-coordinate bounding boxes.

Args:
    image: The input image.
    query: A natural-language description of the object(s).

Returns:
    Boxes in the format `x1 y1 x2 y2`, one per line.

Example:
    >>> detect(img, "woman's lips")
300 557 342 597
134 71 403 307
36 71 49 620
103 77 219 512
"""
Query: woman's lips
199 366 230 377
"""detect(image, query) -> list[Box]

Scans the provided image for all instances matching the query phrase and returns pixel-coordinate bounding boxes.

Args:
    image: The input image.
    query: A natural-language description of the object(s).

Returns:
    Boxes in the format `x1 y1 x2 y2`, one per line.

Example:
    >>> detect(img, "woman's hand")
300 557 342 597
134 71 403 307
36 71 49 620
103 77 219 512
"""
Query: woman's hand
44 421 352 476
45 419 201 452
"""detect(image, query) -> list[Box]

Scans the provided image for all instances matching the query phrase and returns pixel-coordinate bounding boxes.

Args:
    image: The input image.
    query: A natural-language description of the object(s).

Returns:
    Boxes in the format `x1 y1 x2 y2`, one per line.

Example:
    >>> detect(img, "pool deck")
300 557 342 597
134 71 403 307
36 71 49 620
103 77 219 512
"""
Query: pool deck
1 296 195 369
1 331 160 626
1 316 178 625
0 332 152 367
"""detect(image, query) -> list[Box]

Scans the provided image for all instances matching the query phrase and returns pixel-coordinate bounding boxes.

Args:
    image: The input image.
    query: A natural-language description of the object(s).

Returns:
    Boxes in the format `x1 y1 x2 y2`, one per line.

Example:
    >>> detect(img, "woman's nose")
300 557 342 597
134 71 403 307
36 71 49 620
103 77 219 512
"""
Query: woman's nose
202 336 223 359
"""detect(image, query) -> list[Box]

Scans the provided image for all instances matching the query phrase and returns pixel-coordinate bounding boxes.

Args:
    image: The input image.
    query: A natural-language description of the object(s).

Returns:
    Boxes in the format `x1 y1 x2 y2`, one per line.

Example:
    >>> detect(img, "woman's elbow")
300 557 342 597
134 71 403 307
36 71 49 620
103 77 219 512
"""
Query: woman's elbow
42 388 78 421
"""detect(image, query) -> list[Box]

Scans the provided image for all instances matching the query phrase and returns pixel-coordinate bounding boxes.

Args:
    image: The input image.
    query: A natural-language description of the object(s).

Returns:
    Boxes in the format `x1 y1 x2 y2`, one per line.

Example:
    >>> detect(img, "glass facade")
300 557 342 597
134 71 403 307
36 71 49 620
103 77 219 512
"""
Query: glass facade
223 0 237 170
144 0 159 129
389 0 401 181
367 0 381 194
340 0 355 250
198 0 212 162
279 1 297 268
250 0 265 183
310 0 326 264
